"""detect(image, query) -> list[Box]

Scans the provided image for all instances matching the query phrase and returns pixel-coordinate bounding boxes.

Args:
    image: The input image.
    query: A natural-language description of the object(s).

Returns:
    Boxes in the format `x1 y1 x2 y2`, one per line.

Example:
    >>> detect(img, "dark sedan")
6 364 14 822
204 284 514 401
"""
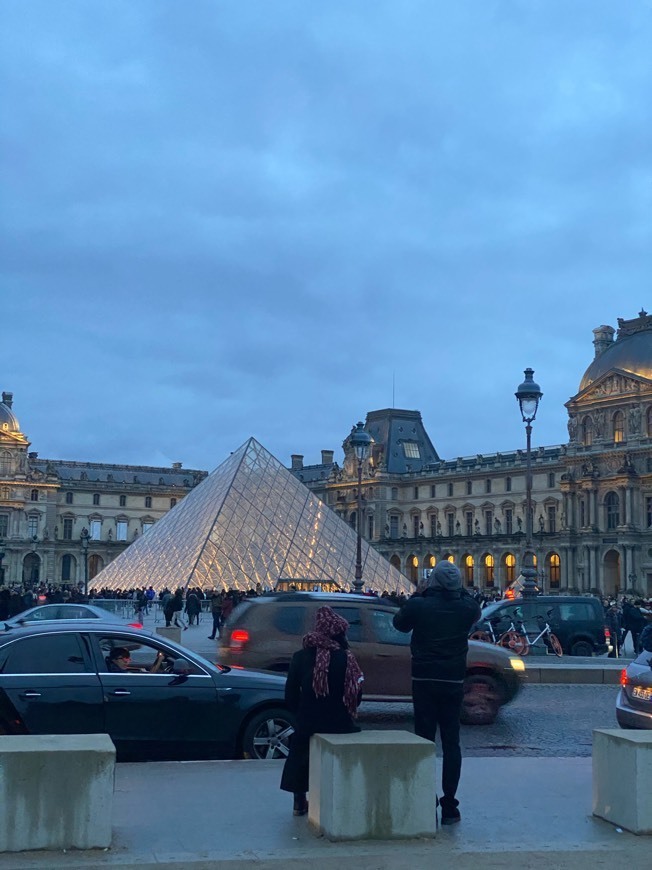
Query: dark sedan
0 622 295 761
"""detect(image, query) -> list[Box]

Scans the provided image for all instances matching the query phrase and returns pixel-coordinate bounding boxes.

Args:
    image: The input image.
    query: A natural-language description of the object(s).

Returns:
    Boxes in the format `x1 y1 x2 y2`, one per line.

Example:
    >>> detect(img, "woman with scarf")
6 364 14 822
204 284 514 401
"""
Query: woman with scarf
280 605 364 816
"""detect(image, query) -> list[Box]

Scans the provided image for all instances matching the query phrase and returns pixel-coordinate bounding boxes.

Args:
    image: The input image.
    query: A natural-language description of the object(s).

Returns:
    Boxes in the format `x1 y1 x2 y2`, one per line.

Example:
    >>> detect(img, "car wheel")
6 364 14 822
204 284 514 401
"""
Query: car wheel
461 674 501 726
469 630 492 643
570 640 593 657
241 708 295 760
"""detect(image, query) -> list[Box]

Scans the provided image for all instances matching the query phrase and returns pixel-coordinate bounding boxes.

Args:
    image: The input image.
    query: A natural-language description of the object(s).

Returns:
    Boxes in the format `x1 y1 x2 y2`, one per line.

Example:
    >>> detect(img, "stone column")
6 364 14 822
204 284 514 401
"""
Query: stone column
626 486 635 529
619 486 627 527
592 489 600 531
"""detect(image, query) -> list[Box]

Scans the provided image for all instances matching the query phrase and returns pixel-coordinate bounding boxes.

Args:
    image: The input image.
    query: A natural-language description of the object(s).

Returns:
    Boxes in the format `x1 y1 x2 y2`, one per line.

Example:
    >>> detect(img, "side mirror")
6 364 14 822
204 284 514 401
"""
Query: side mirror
172 659 193 675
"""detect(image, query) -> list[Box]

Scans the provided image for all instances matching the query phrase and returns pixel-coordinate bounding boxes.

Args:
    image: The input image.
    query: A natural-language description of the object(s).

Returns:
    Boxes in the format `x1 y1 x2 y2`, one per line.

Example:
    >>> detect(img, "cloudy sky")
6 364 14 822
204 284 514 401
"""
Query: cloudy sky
1 1 651 474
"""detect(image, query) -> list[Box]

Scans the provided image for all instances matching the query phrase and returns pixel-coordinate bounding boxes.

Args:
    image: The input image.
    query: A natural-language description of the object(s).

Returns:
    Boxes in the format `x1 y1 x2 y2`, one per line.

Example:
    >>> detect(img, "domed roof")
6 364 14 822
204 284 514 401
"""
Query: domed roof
0 392 20 433
579 311 652 392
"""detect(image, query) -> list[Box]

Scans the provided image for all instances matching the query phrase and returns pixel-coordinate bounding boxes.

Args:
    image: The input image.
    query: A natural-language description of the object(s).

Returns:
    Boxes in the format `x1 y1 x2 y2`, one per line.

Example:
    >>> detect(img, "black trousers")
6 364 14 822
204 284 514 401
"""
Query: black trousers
412 680 464 807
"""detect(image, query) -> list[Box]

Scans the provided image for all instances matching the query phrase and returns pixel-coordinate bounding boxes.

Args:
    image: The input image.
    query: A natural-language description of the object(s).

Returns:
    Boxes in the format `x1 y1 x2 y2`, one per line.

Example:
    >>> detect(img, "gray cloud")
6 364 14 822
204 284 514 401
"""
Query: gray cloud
1 0 651 470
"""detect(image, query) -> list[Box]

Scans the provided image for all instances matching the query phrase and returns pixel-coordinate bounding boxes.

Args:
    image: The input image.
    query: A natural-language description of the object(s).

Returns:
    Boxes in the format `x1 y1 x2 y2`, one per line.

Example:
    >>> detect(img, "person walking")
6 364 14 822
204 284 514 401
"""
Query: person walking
208 591 223 640
280 606 364 817
393 561 481 826
185 591 201 626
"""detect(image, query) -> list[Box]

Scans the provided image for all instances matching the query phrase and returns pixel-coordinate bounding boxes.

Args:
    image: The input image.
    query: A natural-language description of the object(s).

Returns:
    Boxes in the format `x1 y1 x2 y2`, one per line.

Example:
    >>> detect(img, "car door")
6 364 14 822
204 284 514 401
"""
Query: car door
0 631 104 734
93 633 222 759
363 607 412 699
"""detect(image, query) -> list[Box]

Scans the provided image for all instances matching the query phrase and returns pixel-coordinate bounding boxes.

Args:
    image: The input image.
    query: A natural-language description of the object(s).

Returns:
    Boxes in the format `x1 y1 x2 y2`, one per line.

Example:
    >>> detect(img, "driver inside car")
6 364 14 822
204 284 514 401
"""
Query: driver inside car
107 646 166 674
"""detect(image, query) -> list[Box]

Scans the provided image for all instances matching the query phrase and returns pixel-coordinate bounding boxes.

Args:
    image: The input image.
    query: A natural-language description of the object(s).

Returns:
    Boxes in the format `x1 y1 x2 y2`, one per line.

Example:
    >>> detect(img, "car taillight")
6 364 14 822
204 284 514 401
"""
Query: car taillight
604 627 611 640
230 629 250 650
620 669 628 688
128 622 143 629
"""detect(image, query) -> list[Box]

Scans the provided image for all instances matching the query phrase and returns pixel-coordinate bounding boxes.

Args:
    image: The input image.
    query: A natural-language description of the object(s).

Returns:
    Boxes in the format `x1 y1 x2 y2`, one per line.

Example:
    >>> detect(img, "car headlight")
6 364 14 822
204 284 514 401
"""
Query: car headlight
509 657 526 672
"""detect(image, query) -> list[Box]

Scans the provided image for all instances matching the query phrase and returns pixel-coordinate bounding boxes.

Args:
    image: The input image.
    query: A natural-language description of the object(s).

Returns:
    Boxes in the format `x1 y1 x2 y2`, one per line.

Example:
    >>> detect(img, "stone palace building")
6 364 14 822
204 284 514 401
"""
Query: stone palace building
2 308 652 597
292 310 652 598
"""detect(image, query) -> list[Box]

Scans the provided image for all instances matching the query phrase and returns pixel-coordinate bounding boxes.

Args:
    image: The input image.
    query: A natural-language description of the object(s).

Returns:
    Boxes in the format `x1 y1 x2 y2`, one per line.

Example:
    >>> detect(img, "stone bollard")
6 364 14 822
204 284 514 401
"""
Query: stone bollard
308 730 437 840
592 728 652 835
0 734 115 852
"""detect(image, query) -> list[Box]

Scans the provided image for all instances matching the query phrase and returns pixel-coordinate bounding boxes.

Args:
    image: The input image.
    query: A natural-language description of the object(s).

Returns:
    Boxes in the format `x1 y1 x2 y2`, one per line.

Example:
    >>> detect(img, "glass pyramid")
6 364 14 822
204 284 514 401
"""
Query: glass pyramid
95 438 412 594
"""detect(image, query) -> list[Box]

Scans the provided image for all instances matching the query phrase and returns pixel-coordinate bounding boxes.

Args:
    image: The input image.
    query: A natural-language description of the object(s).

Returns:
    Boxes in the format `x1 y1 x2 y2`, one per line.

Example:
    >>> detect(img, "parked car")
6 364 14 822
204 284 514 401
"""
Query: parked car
0 622 295 760
476 595 609 657
616 648 652 729
218 592 525 725
4 603 144 630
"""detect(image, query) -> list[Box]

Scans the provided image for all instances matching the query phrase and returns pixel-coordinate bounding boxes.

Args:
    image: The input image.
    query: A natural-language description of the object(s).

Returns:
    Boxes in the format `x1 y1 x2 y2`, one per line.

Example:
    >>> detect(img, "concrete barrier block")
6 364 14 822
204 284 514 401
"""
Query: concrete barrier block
0 734 115 852
593 728 652 835
156 626 182 644
308 730 436 840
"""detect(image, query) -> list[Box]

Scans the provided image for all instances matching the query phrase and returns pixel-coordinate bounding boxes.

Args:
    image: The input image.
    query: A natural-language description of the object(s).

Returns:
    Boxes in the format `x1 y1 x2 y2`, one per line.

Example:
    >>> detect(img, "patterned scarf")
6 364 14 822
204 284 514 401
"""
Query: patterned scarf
302 606 364 717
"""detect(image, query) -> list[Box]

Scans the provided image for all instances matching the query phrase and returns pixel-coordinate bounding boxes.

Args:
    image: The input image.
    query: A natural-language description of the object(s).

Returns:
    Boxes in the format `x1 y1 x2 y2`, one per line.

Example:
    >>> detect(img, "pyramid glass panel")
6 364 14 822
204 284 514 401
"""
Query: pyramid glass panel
94 438 412 594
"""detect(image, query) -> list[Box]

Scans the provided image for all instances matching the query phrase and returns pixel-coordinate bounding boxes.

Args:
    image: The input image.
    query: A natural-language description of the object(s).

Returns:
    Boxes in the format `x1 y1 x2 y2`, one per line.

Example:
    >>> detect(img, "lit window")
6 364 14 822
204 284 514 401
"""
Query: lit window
483 554 494 586
549 554 561 588
403 443 421 459
613 411 625 443
464 555 474 586
504 553 516 583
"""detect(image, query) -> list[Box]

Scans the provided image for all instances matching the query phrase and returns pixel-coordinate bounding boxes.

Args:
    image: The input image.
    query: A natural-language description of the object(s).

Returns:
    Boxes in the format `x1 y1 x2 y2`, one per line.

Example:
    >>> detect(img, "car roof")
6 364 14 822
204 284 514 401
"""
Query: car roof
1 621 154 642
244 592 395 605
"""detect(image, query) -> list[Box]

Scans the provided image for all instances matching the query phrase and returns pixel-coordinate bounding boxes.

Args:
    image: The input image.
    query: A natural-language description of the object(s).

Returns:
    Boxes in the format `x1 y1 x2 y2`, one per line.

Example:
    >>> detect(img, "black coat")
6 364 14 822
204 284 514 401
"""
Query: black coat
285 646 362 738
393 587 481 682
280 646 361 795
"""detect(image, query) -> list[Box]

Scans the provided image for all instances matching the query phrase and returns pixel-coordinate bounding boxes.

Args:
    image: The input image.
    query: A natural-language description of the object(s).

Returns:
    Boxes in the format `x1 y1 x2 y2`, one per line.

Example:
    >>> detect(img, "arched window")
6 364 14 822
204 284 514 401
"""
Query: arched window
145 496 152 508
349 511 357 531
504 553 516 584
613 411 625 443
605 491 620 530
119 495 126 507
505 476 512 493
483 554 495 586
170 498 177 508
463 555 474 586
424 554 436 570
583 416 593 447
92 493 100 506
408 555 418 584
30 489 38 502
65 491 73 505
390 554 401 572
549 553 561 589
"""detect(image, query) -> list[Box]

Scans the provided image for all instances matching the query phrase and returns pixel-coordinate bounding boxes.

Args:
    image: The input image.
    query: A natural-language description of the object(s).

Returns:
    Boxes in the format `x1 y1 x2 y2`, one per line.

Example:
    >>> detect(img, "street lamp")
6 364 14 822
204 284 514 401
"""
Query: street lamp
350 422 372 593
80 527 90 599
515 368 543 599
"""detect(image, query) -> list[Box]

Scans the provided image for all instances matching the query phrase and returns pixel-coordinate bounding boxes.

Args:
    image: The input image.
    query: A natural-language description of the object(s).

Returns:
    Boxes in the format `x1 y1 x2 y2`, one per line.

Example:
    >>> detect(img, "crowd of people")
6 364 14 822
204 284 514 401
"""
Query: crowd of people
602 595 652 656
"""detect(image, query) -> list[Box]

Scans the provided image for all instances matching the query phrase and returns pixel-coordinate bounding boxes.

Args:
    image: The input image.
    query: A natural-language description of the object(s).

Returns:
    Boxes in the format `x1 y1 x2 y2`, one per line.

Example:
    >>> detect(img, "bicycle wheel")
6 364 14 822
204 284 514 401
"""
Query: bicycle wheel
549 633 563 657
498 631 528 656
469 630 493 644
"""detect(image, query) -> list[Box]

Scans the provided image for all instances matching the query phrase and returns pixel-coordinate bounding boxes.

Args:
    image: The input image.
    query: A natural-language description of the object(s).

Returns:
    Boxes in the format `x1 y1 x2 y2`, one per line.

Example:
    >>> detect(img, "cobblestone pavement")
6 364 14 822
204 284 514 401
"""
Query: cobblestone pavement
358 684 618 756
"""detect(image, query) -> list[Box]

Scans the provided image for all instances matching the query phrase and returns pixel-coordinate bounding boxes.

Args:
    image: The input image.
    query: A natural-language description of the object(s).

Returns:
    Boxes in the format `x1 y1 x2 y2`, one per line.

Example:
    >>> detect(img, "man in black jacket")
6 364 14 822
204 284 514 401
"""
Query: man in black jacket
393 561 481 825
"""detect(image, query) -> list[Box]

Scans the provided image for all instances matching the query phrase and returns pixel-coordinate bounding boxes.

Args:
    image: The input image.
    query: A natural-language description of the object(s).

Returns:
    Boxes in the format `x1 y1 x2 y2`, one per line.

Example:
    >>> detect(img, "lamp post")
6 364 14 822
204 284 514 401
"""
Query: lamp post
80 527 90 599
349 422 372 593
515 368 543 599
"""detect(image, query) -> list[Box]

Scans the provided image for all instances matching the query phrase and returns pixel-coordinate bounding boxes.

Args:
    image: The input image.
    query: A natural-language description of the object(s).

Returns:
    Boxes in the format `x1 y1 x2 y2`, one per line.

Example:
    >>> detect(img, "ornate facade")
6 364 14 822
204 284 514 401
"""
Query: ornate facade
293 310 652 598
0 392 205 587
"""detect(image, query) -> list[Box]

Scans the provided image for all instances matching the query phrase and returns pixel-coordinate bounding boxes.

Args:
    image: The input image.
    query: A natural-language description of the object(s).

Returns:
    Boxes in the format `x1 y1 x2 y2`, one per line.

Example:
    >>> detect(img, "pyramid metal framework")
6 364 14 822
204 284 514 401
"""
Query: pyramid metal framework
94 438 412 594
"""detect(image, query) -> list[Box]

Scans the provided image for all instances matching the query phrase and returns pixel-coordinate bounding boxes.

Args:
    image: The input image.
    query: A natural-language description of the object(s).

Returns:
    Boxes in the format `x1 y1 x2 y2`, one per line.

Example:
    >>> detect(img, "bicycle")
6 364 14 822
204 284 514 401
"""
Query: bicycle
469 617 528 656
512 616 563 657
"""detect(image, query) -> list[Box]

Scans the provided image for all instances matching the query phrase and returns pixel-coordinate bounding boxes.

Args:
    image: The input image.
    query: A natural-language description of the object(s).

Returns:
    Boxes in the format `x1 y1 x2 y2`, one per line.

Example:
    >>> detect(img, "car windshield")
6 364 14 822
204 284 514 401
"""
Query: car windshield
479 602 504 620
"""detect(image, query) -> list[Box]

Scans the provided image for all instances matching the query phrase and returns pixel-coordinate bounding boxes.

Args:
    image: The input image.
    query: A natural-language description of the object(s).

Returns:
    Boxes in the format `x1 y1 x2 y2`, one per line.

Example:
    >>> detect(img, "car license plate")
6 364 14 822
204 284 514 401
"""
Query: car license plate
632 686 652 701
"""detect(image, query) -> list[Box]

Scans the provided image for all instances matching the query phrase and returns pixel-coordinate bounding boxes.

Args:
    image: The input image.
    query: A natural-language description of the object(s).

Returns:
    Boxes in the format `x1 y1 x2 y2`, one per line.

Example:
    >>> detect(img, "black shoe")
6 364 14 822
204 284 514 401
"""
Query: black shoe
293 793 308 816
207 636 215 640
440 808 461 825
